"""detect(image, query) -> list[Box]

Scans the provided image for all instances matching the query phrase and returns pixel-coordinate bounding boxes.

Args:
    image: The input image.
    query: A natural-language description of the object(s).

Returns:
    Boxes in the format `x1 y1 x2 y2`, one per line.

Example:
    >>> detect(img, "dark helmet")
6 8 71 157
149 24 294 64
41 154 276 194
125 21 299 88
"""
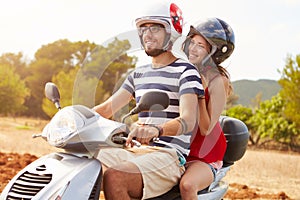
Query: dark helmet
183 18 235 65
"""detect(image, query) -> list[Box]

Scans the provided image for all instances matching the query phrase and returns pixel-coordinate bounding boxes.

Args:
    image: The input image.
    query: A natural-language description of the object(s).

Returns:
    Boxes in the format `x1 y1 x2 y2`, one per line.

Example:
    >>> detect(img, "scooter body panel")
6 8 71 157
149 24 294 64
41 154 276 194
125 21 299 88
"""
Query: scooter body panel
0 152 102 200
197 181 228 200
148 179 228 200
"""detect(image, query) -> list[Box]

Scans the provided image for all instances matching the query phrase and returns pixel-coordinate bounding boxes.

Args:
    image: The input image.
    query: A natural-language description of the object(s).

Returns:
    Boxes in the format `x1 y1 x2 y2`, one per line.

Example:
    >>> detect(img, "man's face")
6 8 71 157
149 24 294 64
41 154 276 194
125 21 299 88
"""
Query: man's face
138 23 166 56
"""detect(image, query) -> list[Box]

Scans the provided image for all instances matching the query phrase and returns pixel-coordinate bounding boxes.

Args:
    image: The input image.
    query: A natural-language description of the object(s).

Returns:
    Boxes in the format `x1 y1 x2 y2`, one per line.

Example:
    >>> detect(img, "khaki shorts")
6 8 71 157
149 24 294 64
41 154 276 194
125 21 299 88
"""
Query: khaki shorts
98 146 184 199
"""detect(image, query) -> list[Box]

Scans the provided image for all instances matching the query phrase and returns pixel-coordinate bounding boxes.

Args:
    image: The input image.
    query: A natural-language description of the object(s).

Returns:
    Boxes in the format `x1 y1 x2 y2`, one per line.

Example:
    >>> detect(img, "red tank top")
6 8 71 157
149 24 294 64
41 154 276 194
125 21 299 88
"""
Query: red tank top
187 88 227 163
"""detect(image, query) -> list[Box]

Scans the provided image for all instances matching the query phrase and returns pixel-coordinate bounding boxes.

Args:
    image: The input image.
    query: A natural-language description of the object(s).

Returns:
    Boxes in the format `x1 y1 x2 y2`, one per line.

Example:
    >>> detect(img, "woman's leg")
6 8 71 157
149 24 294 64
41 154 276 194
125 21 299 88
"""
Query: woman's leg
180 161 214 200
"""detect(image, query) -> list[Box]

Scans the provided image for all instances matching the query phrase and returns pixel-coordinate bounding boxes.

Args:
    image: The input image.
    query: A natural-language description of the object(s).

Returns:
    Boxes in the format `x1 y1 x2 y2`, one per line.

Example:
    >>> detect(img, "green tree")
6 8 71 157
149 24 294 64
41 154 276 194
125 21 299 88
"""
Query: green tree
34 39 95 70
250 92 262 109
0 64 30 115
225 105 255 144
249 94 298 147
76 38 137 106
278 54 300 128
81 39 135 88
225 90 239 109
42 67 105 117
225 104 253 124
25 59 62 117
0 52 29 79
42 38 137 118
25 39 96 117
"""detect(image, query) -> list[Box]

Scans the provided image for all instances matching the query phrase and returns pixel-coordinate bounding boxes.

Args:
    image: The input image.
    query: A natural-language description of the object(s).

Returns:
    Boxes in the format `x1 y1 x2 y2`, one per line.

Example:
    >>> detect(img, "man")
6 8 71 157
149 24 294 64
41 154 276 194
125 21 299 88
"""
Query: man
93 2 204 199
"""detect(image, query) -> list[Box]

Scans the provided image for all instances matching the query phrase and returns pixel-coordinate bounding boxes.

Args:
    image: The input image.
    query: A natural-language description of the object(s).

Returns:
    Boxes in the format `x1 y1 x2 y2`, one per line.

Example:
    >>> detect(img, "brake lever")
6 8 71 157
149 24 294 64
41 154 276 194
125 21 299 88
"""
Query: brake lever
112 136 141 147
131 139 141 147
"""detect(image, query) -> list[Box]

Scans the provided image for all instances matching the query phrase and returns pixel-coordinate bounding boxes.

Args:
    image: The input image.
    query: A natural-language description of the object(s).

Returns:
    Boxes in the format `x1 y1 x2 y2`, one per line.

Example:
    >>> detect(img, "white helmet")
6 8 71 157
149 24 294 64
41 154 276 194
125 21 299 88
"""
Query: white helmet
135 2 183 51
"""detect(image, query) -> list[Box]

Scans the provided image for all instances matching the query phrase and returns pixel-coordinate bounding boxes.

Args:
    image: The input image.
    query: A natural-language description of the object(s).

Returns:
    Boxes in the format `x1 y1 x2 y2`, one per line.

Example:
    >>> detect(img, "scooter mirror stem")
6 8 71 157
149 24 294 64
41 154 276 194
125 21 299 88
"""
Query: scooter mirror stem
55 101 61 110
121 91 170 124
32 134 42 138
121 113 131 124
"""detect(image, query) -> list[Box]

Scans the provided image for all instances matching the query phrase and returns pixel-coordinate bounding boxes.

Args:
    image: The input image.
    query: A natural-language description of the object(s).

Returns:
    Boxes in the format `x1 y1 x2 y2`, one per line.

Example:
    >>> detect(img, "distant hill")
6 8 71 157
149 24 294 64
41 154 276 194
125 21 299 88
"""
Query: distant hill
232 79 281 106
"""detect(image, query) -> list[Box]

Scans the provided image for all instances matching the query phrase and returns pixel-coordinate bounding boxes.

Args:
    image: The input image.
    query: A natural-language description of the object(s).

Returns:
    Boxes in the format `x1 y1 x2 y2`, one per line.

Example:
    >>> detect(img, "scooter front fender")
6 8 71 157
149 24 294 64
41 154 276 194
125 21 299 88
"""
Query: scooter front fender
0 152 102 200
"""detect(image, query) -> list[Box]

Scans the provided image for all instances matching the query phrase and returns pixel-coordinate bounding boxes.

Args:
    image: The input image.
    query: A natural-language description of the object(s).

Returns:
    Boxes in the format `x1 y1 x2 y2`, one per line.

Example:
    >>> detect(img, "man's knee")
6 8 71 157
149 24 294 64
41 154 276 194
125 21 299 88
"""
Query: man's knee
103 166 143 199
103 168 124 186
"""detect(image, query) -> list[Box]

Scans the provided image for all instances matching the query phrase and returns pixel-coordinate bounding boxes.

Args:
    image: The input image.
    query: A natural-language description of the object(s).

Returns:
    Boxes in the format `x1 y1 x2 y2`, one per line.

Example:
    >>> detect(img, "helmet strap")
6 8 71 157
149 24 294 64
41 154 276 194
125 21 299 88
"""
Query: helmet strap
162 32 172 51
197 45 217 73
201 45 217 67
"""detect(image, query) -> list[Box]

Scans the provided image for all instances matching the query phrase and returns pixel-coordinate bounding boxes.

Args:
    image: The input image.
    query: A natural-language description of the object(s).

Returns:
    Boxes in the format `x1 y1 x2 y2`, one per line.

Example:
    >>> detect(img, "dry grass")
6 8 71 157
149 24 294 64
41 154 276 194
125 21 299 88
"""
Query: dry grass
224 148 300 199
0 117 57 156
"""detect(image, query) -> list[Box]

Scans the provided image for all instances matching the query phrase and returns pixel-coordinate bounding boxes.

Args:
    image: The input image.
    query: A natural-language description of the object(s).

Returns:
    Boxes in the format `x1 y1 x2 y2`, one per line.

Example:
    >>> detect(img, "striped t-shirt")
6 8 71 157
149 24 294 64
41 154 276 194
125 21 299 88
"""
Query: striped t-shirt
122 58 204 125
122 58 204 158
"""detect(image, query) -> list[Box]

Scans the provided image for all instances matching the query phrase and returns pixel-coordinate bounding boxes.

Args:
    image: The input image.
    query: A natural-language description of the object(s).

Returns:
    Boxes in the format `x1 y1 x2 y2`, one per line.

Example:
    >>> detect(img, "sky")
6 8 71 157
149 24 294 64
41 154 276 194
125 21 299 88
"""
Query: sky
0 0 299 81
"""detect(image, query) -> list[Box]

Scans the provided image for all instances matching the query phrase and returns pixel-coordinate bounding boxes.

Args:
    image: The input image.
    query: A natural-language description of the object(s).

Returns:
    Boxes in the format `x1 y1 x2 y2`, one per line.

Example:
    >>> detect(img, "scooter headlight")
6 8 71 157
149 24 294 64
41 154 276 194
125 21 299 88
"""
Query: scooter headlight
43 108 85 147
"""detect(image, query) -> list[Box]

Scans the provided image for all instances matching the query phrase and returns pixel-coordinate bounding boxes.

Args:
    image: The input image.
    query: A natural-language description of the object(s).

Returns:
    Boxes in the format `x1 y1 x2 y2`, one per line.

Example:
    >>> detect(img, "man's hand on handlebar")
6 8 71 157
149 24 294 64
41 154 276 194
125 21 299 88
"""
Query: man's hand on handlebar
125 122 160 147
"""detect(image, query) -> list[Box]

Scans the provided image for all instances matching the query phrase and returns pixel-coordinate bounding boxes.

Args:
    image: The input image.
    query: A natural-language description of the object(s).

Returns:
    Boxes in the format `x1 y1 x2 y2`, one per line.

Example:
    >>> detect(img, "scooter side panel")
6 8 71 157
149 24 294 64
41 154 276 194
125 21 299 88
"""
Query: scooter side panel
0 152 102 200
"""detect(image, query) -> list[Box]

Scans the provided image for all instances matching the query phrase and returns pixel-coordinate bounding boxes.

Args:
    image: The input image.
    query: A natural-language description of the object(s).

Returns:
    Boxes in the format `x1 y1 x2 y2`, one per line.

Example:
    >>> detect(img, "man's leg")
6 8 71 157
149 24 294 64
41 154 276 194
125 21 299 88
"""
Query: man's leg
98 147 182 199
103 161 143 200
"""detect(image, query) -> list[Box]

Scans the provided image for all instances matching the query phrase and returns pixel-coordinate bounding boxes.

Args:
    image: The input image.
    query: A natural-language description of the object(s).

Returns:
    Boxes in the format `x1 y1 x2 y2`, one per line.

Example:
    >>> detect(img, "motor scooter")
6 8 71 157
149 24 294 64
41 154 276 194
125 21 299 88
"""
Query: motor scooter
0 82 249 200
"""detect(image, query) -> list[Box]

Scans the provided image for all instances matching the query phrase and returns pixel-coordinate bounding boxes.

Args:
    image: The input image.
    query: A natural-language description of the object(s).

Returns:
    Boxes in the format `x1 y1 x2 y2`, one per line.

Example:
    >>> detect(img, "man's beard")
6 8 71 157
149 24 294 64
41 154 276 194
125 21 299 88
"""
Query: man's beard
145 48 166 57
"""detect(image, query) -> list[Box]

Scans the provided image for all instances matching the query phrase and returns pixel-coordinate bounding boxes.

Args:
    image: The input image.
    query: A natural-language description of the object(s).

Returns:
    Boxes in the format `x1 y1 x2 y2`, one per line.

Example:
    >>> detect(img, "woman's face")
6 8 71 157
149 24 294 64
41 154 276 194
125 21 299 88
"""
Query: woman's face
188 34 211 65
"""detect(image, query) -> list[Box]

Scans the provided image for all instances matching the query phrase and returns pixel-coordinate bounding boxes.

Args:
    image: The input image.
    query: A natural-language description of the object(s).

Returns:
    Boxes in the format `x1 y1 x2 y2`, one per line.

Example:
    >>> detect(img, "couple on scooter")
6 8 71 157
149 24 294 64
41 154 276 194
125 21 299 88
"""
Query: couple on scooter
93 2 235 200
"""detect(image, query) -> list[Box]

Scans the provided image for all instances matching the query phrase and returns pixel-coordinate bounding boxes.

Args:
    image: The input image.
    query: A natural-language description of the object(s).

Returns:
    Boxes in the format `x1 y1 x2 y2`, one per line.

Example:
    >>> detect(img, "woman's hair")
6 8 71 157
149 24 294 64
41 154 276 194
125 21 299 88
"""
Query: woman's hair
217 65 233 96
217 65 230 79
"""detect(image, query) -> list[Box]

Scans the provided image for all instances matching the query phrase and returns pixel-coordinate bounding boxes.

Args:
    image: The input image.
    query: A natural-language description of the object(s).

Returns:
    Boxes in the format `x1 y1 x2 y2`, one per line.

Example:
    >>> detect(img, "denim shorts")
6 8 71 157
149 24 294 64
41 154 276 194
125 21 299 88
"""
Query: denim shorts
207 163 217 181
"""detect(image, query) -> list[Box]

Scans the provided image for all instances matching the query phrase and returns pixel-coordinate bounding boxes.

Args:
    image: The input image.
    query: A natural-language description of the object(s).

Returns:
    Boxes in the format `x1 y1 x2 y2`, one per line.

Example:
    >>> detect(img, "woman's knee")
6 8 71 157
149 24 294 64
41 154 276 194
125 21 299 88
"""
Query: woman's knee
180 177 197 194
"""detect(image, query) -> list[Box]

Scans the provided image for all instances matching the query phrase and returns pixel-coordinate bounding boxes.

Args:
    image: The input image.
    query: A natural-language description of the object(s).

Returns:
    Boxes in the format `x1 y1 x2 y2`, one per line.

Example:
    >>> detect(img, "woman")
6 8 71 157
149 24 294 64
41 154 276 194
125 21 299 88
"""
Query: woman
179 18 235 200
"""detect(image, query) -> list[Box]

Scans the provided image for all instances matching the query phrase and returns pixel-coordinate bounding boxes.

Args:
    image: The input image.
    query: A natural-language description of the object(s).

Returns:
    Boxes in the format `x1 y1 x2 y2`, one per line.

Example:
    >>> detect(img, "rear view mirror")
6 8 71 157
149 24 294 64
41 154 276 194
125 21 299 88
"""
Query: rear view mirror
45 82 61 109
